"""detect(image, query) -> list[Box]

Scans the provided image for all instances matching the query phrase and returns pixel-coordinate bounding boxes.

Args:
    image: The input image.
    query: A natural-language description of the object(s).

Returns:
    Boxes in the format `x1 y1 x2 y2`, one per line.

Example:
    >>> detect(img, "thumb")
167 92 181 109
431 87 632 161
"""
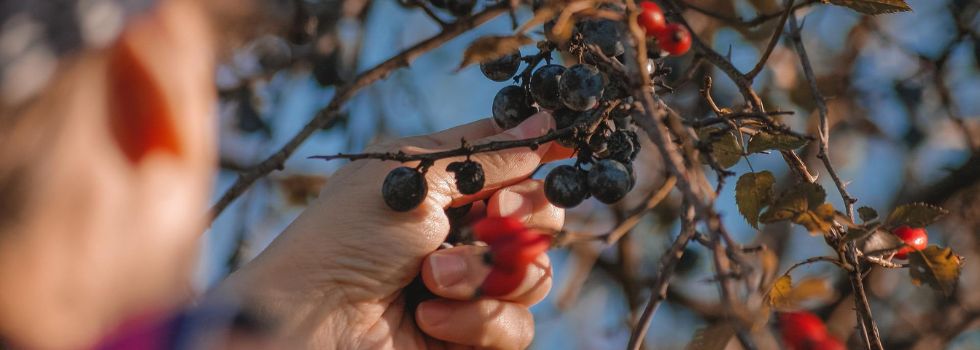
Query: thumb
427 111 556 208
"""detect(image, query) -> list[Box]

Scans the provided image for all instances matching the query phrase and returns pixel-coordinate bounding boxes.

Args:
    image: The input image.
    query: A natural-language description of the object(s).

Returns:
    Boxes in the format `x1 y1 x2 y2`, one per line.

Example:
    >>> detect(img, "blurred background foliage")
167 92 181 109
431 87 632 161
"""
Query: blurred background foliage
204 0 980 348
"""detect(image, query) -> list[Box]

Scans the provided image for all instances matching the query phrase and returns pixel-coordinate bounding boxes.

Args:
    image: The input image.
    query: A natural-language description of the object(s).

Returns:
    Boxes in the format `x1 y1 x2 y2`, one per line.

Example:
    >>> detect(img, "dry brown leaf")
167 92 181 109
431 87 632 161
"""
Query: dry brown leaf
458 34 533 70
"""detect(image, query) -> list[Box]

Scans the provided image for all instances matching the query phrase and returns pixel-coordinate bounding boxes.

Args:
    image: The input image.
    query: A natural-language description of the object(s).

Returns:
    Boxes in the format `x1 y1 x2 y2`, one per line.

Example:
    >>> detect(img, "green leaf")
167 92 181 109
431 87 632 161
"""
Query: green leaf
909 245 963 296
885 202 949 228
759 190 806 223
857 206 879 222
747 131 809 154
698 128 743 169
736 171 775 228
686 323 735 350
826 0 912 15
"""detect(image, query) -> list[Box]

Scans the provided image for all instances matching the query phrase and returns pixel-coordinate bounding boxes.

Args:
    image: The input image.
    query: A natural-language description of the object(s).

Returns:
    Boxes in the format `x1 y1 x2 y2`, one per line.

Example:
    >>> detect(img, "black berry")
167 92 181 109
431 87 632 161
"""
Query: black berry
605 130 638 163
576 19 625 57
544 165 589 208
480 50 522 82
529 64 566 110
446 0 475 16
492 85 537 129
429 0 448 8
446 160 485 195
587 159 632 204
382 167 428 211
559 64 604 111
552 108 587 147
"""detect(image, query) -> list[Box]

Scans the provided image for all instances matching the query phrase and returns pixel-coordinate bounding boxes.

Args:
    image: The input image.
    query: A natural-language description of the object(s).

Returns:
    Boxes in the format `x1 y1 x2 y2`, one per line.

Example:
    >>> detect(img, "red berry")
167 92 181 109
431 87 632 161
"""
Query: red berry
812 336 846 350
488 233 551 270
892 225 928 259
471 217 553 297
656 23 692 56
779 312 829 350
480 265 527 297
638 2 668 37
473 216 528 246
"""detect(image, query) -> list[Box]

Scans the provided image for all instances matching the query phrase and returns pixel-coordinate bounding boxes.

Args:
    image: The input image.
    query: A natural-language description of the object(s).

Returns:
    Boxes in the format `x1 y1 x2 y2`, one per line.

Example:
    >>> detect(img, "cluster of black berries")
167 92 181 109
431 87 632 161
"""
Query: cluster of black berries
380 1 651 212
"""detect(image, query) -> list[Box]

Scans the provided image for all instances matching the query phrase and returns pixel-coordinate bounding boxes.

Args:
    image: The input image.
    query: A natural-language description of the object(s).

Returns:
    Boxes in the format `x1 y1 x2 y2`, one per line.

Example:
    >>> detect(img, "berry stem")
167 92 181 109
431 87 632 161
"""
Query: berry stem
310 101 620 164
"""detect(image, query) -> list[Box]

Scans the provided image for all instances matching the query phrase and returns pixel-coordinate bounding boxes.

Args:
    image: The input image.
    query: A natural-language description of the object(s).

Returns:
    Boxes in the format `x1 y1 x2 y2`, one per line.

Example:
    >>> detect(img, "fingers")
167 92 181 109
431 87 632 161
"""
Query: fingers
422 245 553 305
416 299 534 350
486 179 564 232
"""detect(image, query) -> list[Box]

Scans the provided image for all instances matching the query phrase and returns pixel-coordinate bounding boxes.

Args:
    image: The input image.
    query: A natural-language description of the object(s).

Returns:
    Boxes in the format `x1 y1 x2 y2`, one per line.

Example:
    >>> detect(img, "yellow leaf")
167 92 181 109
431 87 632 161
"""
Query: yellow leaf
736 171 775 228
458 35 533 69
909 245 963 296
767 275 833 311
792 203 837 235
768 276 793 308
686 322 736 350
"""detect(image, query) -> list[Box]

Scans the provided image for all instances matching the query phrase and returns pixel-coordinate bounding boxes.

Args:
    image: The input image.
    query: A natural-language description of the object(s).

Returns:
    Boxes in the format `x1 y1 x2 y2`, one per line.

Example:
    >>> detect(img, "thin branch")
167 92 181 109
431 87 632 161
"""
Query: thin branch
746 0 796 80
627 202 697 350
783 256 849 276
679 0 818 28
308 101 617 163
209 5 509 221
602 176 678 245
788 15 857 217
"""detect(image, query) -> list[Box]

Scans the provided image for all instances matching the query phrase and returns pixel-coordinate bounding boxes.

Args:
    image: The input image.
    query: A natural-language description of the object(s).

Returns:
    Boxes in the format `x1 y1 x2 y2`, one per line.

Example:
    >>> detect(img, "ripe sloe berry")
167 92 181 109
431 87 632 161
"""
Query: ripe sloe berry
446 0 475 17
559 64 604 111
480 50 522 82
446 160 485 195
587 159 632 204
529 64 565 110
552 108 587 147
576 19 625 57
382 167 428 211
492 85 537 129
544 165 588 208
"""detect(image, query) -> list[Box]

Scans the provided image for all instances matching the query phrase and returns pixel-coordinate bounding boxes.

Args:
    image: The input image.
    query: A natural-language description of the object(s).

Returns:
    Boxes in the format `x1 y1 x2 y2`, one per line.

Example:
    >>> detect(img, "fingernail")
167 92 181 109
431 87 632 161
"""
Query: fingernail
494 190 532 220
504 111 554 139
419 301 452 326
429 253 467 288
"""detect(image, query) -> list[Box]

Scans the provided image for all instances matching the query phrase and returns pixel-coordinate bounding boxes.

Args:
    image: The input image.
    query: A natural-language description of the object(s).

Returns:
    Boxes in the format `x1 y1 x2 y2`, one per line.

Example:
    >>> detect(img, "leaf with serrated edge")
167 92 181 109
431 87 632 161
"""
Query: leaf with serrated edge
793 203 837 235
747 131 808 153
767 276 793 308
458 35 533 69
909 245 963 296
736 171 775 228
760 182 824 223
686 323 736 350
858 206 879 222
886 202 949 228
828 0 912 15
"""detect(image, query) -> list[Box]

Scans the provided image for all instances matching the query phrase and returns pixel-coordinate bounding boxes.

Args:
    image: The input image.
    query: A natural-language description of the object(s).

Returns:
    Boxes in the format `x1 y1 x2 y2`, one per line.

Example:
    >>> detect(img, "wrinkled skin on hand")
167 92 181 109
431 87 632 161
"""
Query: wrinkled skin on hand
221 112 566 349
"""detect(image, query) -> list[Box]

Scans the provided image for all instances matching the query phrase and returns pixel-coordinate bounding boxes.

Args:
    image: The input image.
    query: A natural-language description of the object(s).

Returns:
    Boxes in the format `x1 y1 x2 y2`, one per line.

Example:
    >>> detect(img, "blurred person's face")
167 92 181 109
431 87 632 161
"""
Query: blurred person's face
0 0 218 347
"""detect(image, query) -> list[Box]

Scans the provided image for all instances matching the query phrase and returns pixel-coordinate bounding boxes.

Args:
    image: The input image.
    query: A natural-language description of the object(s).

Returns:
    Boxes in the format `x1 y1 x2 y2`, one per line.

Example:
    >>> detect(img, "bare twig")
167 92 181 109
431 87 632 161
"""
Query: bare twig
209 5 509 221
745 0 796 80
602 176 678 245
627 202 697 350
679 0 818 28
789 14 880 349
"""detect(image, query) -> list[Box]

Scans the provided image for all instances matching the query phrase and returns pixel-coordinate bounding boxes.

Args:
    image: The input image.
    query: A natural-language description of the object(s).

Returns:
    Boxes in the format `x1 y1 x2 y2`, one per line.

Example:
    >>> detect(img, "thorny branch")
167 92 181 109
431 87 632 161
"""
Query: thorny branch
789 14 881 350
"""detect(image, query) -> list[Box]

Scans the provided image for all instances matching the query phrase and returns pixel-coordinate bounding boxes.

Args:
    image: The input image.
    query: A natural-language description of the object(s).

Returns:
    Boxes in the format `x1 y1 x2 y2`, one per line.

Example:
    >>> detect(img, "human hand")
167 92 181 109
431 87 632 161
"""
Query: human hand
220 112 565 349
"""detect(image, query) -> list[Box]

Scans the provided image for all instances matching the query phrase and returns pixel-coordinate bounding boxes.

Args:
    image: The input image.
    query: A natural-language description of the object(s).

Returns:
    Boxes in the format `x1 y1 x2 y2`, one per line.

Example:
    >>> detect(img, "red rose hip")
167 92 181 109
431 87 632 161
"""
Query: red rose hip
638 2 668 37
656 23 692 56
892 225 928 259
